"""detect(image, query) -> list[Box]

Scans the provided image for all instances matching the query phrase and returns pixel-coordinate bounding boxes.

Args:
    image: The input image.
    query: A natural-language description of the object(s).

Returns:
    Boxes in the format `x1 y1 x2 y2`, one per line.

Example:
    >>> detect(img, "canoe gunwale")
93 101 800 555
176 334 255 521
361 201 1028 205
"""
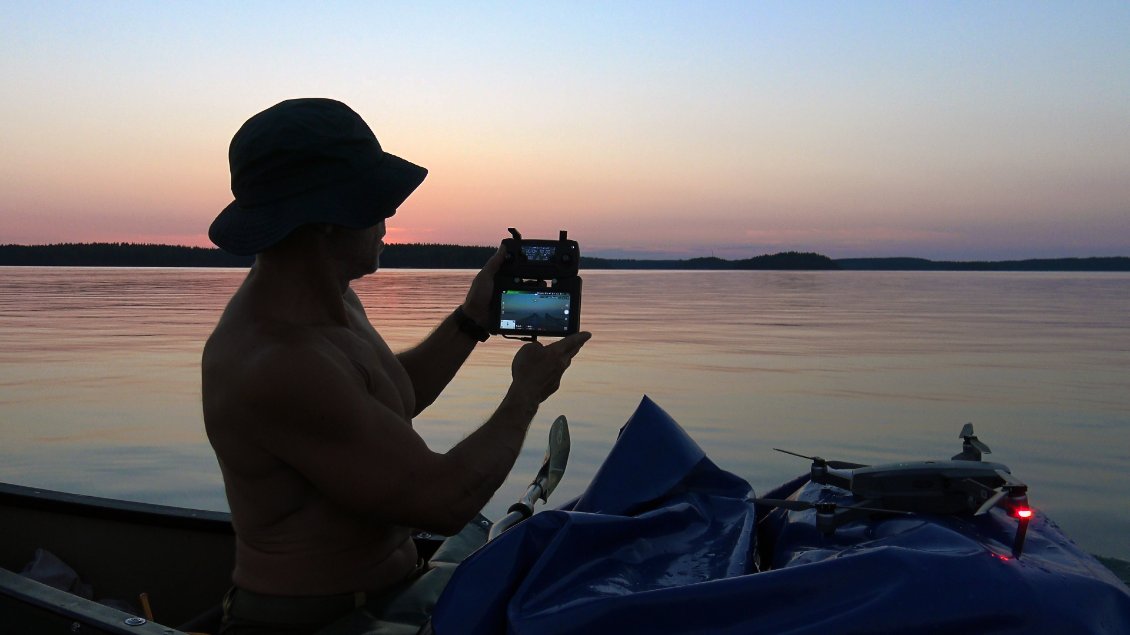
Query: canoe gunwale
0 567 189 634
0 481 233 534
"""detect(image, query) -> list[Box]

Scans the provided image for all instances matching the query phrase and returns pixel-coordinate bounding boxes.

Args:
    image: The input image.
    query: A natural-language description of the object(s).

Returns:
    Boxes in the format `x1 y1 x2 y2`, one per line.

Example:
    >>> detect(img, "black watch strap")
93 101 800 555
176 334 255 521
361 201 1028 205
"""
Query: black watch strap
453 306 490 342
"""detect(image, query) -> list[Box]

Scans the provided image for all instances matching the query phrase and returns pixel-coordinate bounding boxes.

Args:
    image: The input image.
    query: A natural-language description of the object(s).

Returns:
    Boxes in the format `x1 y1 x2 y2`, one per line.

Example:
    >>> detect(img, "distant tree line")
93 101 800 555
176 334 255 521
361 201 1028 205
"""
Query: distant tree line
381 243 496 268
0 243 254 267
581 252 840 270
836 257 1130 272
1 243 1127 271
0 243 840 269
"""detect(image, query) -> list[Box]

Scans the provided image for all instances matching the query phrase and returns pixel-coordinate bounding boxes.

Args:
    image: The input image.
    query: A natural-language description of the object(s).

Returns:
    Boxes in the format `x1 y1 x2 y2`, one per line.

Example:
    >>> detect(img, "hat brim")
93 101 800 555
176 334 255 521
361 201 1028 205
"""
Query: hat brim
209 152 426 256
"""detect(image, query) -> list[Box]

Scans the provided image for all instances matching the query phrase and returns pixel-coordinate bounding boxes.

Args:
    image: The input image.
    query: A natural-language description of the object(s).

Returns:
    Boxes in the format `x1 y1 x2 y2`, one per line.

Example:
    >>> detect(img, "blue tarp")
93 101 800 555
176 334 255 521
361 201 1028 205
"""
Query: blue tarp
431 396 1130 634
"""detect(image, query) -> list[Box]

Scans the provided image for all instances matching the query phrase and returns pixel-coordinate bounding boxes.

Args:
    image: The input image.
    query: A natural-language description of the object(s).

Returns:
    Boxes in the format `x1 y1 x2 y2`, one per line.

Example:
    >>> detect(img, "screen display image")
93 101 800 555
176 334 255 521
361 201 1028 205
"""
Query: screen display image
498 290 571 333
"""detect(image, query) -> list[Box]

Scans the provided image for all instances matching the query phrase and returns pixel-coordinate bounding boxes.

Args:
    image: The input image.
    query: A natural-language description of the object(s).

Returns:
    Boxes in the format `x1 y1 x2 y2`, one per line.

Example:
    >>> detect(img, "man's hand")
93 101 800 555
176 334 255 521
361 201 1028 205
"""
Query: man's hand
509 332 592 404
461 247 506 326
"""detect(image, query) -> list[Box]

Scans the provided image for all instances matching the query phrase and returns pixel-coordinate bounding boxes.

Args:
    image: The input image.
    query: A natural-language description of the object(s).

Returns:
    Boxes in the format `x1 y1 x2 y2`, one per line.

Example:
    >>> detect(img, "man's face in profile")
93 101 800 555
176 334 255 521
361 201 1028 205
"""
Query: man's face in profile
333 220 387 279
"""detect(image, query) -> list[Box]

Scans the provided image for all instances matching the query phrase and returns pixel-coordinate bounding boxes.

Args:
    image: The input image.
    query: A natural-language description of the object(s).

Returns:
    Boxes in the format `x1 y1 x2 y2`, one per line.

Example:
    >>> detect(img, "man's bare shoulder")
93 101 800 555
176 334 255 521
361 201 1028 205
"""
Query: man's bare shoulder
209 320 352 390
203 318 371 432
208 313 312 370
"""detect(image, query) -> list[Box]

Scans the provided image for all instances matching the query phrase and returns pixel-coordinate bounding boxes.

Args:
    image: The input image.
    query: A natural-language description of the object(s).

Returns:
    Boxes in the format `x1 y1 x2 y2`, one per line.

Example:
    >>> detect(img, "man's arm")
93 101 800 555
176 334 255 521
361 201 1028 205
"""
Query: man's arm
395 248 504 415
395 309 480 416
244 331 589 536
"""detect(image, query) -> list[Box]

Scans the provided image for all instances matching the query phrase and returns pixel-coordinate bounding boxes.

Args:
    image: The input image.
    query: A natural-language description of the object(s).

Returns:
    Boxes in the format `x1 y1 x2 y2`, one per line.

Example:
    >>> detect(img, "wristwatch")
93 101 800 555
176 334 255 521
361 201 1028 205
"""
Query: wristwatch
453 306 490 342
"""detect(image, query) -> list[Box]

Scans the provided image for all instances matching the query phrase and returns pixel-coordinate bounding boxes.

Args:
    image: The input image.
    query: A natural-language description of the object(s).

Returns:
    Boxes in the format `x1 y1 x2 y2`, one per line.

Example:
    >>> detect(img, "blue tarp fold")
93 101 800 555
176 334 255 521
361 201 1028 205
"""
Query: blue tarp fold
431 396 1130 634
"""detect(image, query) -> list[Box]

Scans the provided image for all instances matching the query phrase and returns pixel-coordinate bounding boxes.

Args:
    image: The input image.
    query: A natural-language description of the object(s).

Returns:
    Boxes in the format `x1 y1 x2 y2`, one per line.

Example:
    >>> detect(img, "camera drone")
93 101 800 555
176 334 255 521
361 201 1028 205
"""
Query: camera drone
757 424 1034 557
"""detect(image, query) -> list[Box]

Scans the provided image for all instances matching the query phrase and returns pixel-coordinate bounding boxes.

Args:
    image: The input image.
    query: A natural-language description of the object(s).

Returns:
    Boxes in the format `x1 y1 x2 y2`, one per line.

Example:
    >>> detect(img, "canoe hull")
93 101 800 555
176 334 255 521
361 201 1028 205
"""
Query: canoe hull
1 482 233 632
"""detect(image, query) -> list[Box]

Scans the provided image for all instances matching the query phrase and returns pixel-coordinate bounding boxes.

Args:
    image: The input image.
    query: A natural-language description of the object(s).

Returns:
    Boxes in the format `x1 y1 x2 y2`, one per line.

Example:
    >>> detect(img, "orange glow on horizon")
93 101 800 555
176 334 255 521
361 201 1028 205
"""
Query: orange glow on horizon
383 226 449 246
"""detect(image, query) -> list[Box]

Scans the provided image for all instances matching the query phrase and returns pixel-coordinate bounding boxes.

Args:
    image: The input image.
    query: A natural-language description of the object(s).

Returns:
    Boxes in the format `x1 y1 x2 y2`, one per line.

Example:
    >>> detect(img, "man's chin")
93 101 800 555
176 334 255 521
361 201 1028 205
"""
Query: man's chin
348 257 379 280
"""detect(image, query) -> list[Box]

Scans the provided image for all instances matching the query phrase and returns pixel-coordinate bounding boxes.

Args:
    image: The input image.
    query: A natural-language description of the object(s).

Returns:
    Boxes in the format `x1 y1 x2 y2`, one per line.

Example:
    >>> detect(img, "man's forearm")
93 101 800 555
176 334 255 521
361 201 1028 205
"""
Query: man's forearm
397 308 482 416
432 388 540 533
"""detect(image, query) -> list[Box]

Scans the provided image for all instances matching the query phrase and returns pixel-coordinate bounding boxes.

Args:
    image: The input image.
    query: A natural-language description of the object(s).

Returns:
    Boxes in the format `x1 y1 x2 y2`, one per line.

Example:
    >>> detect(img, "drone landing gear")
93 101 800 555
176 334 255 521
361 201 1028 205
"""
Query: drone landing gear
1005 491 1034 558
1012 511 1032 558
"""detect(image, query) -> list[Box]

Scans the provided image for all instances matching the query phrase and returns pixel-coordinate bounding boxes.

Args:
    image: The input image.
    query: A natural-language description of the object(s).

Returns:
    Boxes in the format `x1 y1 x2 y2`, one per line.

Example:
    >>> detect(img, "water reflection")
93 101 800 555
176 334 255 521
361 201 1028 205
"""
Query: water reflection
1 267 1128 560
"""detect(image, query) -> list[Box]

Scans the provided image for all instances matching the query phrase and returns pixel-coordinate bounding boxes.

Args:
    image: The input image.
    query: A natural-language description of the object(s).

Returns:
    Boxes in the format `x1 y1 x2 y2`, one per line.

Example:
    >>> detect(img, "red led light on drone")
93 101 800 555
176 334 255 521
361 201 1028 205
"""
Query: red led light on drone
1016 508 1033 519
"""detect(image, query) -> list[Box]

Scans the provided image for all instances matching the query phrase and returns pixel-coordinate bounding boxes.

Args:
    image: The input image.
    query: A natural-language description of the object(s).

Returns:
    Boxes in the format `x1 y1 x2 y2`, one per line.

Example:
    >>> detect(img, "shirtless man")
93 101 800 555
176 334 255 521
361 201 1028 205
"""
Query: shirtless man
202 98 590 633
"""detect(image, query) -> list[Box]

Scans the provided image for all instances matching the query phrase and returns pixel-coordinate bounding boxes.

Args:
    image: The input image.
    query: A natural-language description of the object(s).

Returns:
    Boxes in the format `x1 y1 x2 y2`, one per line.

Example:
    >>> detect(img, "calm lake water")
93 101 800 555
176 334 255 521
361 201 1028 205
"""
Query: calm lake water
1 267 1128 561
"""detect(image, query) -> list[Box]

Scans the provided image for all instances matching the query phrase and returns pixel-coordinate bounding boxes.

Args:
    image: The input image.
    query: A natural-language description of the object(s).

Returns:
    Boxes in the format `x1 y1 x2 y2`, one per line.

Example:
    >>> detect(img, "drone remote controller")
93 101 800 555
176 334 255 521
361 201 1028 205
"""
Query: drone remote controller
489 228 582 338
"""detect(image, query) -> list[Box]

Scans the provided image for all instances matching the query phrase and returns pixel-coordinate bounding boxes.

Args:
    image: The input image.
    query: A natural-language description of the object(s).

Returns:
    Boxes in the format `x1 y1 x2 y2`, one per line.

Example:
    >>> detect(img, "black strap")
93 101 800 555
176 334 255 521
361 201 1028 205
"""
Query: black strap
453 306 490 342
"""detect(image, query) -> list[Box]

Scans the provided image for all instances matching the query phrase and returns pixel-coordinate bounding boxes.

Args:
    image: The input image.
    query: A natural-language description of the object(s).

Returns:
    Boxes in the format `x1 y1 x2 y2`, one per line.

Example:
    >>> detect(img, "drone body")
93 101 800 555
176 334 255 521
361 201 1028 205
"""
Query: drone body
846 459 1021 515
759 424 1034 556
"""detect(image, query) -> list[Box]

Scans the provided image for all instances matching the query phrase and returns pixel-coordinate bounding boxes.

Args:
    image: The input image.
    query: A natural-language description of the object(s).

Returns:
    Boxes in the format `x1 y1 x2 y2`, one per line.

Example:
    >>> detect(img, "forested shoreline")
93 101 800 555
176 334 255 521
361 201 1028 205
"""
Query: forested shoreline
1 243 1128 271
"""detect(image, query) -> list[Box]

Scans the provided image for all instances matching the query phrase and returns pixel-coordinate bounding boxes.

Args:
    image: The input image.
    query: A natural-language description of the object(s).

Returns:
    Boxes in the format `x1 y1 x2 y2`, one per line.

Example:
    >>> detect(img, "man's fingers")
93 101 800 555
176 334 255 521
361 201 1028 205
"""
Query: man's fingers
512 333 588 402
549 332 591 358
483 246 506 273
474 247 506 282
519 333 589 367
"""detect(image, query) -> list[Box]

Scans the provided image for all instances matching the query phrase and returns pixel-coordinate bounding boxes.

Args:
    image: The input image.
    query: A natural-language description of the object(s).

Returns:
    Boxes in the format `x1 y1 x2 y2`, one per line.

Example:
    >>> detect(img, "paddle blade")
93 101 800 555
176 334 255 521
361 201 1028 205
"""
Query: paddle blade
543 415 570 500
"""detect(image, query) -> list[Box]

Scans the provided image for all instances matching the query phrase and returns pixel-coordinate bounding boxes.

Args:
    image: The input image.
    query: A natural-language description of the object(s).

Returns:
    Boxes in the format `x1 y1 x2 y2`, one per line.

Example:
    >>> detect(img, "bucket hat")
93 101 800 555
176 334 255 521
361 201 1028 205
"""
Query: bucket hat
208 98 427 255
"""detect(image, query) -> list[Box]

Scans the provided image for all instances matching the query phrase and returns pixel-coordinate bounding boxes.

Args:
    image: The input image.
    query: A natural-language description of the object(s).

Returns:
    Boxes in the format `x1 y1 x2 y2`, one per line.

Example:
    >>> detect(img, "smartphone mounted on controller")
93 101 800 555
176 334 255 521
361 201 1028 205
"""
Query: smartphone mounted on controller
490 228 582 339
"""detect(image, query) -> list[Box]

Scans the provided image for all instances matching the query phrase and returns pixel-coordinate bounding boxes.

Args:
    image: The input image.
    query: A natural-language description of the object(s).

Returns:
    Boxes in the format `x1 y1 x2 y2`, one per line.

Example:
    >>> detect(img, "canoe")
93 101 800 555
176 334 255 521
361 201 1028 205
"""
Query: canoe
4 396 1129 634
0 481 445 634
1 480 233 634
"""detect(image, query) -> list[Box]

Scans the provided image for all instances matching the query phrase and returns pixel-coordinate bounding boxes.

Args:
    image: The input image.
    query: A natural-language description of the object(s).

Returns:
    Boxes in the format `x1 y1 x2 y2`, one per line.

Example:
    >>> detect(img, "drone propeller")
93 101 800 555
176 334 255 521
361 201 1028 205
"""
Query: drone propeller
974 489 1008 515
963 470 1026 515
754 498 913 516
773 448 867 470
953 423 992 461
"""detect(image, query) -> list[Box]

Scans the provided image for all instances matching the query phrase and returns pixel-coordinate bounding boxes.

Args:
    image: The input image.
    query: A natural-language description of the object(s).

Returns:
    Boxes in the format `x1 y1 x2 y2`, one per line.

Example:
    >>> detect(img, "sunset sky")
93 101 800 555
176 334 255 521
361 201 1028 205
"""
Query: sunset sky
2 2 1128 260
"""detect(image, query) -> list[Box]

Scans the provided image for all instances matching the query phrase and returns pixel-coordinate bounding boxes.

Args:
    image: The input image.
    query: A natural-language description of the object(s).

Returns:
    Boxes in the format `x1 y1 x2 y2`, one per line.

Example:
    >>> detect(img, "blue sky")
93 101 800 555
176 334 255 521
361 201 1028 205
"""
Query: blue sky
2 1 1128 259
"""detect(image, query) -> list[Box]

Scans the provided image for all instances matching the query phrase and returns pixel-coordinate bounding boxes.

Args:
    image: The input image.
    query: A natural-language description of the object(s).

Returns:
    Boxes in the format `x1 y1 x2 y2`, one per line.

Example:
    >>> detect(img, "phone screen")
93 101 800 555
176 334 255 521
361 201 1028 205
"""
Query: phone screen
498 289 572 333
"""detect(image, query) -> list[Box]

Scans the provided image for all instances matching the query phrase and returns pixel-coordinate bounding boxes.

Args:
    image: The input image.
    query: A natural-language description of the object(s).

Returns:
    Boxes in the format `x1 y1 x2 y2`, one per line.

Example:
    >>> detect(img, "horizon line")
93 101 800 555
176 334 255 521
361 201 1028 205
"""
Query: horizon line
2 241 1129 264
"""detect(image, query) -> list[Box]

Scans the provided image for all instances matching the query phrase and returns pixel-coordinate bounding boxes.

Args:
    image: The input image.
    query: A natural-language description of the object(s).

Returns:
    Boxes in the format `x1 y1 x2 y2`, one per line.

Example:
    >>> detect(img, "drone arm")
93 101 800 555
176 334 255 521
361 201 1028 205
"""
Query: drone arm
814 470 852 490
